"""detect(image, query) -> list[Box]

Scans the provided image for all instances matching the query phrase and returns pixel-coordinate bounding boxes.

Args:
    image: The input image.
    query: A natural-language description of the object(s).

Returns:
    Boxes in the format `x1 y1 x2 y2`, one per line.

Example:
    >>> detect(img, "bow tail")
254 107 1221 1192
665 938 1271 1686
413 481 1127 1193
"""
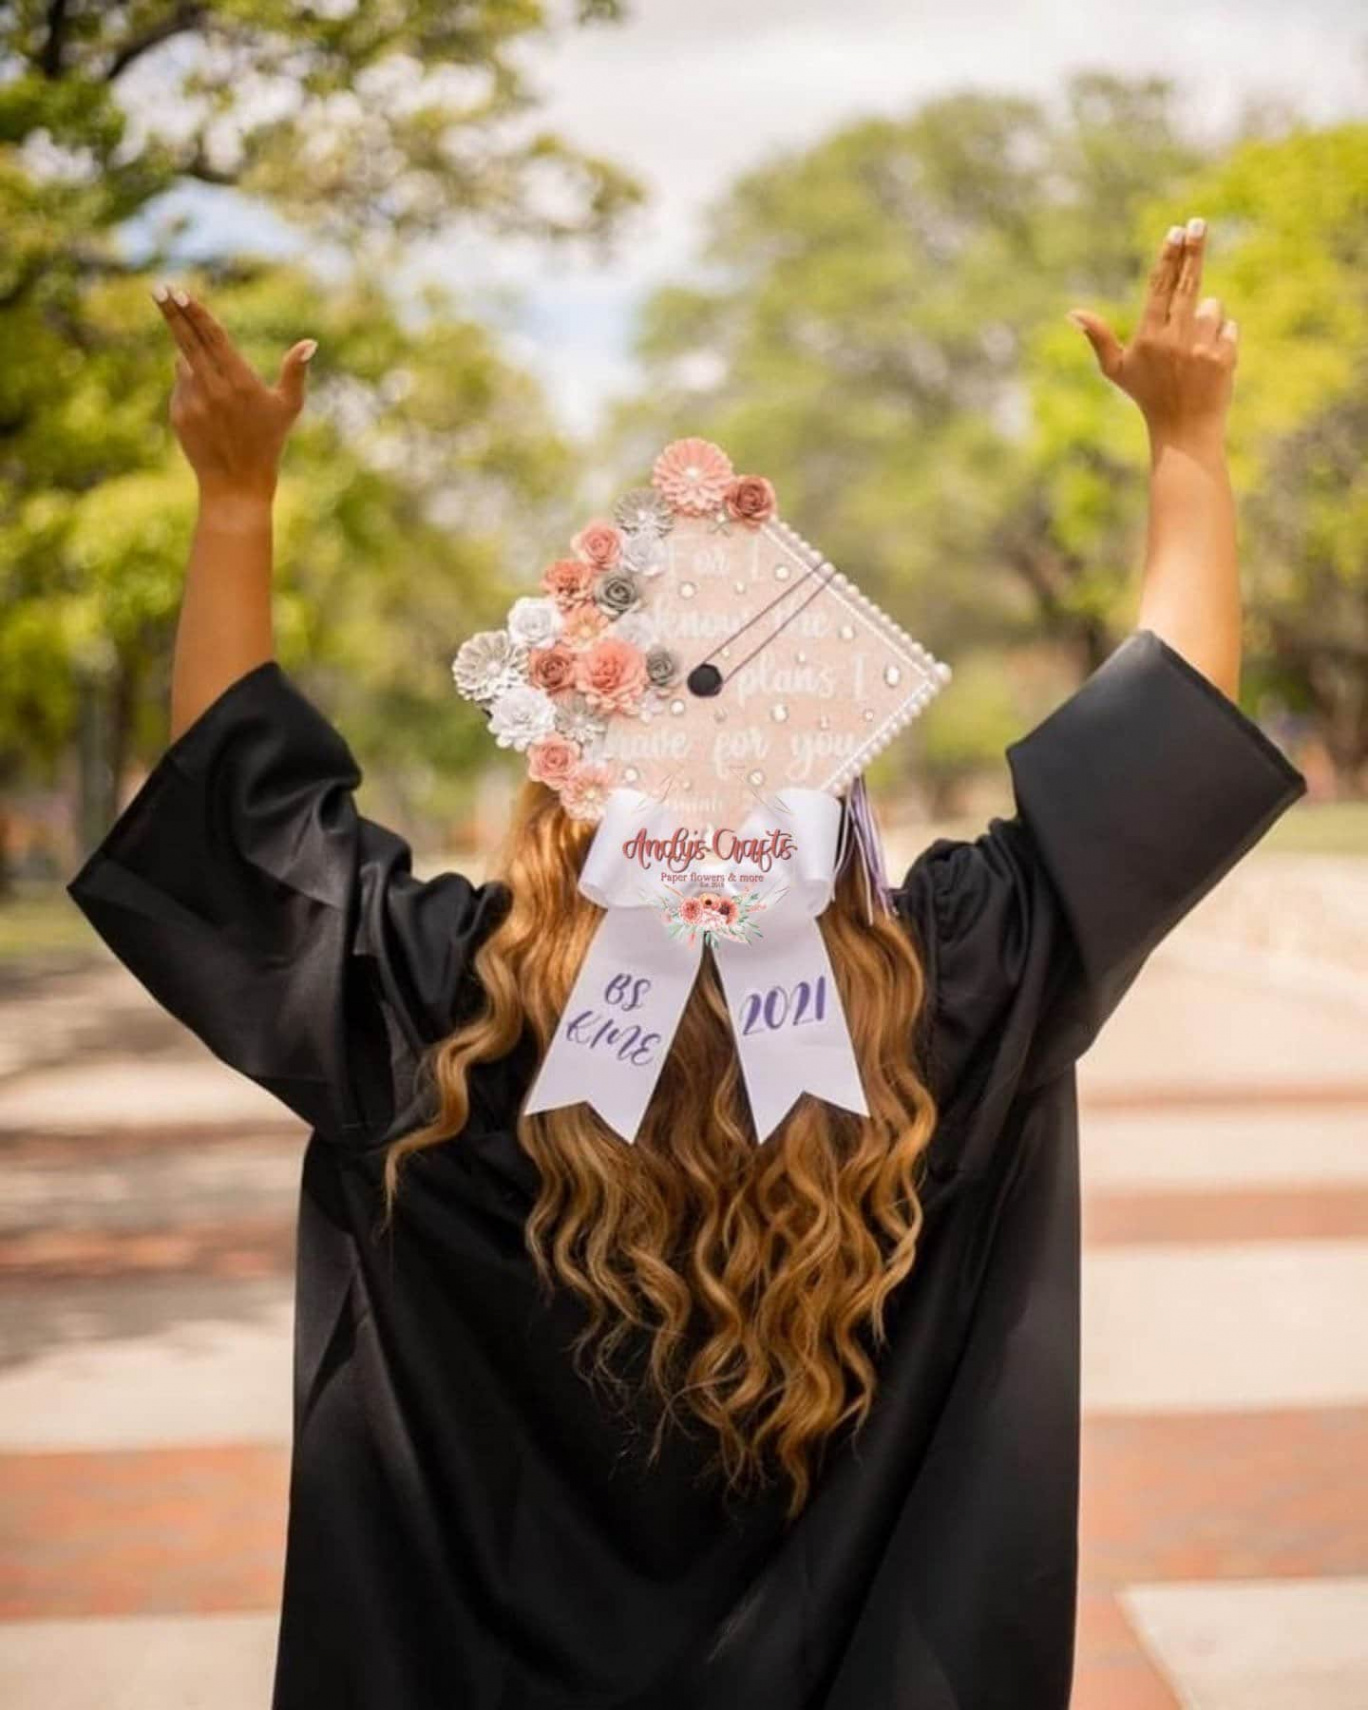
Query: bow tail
522 906 704 1144
712 919 870 1142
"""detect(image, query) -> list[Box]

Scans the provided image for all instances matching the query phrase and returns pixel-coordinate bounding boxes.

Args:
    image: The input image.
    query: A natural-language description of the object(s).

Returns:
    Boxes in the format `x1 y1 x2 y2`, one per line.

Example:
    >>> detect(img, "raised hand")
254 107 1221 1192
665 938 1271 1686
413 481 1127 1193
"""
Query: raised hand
1067 217 1237 447
151 282 316 502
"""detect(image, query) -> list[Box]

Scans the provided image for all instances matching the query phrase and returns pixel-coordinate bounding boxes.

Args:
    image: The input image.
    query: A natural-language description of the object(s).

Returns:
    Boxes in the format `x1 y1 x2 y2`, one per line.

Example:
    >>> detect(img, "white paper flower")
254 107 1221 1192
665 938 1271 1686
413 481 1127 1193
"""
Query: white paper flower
506 595 564 650
621 529 668 578
451 630 528 704
488 684 557 752
610 610 658 650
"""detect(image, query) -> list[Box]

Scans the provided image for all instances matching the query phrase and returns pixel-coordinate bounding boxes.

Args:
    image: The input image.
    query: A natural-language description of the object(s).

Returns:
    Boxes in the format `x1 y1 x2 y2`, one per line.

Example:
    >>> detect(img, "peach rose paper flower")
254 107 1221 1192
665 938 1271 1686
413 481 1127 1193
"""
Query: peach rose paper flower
528 642 578 697
527 733 581 789
651 436 734 515
541 557 596 609
724 474 777 528
574 635 648 716
570 518 624 571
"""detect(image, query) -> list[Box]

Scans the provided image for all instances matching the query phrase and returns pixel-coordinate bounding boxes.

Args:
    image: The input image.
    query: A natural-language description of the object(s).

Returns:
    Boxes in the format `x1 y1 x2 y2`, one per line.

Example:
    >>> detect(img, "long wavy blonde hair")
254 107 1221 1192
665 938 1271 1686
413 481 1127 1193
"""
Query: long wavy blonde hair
381 779 938 1514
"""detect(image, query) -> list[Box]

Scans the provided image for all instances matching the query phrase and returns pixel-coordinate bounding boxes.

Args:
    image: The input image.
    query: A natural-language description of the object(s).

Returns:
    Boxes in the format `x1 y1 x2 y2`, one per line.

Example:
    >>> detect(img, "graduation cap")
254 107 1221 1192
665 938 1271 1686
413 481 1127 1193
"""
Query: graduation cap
452 439 953 1144
452 436 950 834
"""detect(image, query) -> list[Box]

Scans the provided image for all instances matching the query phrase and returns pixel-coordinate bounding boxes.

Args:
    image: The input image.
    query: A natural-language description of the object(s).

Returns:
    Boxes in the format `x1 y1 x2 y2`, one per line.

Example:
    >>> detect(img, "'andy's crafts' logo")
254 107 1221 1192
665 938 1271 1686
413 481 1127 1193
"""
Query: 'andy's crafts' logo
619 823 796 948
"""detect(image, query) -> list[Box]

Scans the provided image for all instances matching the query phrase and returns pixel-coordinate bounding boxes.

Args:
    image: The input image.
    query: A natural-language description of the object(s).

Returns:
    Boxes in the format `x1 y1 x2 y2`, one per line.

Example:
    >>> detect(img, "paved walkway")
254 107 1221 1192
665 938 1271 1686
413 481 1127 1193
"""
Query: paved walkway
1 850 1366 1707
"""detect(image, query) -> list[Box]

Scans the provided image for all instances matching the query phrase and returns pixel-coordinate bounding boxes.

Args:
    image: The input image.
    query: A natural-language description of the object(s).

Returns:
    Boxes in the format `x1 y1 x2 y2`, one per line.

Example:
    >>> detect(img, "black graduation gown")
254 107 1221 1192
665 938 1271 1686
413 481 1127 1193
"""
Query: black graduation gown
66 628 1306 1710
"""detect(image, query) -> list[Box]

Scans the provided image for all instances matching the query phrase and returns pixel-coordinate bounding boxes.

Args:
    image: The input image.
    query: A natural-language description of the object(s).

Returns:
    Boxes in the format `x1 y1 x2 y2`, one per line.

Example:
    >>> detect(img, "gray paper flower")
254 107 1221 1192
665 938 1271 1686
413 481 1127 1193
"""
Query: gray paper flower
554 694 608 749
613 487 674 536
593 570 641 618
451 630 529 704
645 646 679 689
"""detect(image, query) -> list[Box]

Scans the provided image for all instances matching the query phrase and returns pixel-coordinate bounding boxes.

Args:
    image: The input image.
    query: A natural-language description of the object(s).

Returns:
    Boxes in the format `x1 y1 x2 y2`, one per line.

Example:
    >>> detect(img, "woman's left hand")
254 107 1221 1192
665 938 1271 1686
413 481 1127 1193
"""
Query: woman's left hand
1068 216 1238 447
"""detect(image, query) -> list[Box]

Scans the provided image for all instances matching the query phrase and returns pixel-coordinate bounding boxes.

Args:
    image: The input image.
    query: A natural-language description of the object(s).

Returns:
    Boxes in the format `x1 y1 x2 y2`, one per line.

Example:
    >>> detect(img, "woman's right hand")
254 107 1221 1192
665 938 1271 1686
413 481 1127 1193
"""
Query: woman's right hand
1067 217 1237 451
152 283 316 503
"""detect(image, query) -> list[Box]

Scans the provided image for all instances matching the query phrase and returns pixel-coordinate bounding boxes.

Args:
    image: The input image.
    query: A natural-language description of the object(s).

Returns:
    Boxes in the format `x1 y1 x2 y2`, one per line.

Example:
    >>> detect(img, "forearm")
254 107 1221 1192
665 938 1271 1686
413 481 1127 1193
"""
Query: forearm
1135 424 1242 702
170 490 275 741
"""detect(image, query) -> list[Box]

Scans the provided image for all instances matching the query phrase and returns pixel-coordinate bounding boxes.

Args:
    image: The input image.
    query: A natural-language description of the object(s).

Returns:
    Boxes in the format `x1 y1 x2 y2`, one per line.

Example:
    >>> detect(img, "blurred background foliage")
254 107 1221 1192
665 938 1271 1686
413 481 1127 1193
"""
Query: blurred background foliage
613 82 1367 808
1 4 1364 895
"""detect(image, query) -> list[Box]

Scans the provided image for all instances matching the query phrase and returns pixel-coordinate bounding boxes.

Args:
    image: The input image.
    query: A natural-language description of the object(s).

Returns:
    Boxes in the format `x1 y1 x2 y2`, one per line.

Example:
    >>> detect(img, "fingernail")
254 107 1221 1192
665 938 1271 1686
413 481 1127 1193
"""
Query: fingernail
151 282 169 303
1186 216 1205 239
299 339 318 363
1166 224 1185 246
172 287 189 306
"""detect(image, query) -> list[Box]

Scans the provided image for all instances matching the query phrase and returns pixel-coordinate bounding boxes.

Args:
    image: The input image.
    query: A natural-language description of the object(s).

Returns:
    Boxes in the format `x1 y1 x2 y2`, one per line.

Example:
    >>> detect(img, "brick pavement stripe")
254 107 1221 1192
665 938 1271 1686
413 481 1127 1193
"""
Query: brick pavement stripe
1081 1407 1368 1585
0 1610 279 1710
7 1411 1364 1699
1071 1593 1181 1710
1084 1185 1368 1245
0 1220 295 1283
0 1447 288 1620
1120 1577 1368 1710
8 1184 1368 1290
5 1412 1360 1620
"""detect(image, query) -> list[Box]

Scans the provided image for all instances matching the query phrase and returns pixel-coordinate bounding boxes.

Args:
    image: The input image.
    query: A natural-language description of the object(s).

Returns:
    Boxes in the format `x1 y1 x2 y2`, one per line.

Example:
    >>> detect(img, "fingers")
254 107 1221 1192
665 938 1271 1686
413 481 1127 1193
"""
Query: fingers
152 285 207 373
1169 216 1206 328
1141 225 1187 334
178 295 252 383
1193 295 1225 347
274 340 317 415
1067 309 1124 379
151 283 255 387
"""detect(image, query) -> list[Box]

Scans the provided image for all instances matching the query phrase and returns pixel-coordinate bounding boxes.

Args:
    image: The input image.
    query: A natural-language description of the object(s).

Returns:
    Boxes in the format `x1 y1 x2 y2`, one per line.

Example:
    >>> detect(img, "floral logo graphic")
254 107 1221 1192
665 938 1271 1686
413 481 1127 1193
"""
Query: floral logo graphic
658 882 776 948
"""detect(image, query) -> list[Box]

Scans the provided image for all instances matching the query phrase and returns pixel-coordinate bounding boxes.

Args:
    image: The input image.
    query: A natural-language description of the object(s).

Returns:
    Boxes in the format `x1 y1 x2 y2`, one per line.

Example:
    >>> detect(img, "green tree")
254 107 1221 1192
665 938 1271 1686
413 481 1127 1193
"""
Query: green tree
615 77 1203 676
0 1 644 870
615 79 1368 794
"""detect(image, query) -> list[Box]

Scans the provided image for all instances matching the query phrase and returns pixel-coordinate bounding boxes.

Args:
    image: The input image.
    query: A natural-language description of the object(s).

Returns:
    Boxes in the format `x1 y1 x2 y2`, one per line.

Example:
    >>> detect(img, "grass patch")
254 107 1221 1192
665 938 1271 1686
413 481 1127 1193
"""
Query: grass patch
0 886 103 963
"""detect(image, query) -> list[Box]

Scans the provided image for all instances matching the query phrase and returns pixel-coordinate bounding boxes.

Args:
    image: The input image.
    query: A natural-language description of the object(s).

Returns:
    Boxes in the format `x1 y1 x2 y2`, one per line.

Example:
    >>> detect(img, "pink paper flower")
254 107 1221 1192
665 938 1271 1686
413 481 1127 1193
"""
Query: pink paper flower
713 895 740 925
560 761 616 822
571 518 624 571
528 643 578 697
651 437 735 515
574 635 648 715
561 604 610 649
724 474 777 527
679 896 703 924
541 557 597 609
527 732 581 789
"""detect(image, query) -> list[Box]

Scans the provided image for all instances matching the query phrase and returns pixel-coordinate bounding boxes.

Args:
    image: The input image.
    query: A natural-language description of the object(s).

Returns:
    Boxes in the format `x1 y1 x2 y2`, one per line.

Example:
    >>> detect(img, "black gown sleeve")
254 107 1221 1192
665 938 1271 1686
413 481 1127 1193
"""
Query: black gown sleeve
895 628 1307 1108
65 661 510 1146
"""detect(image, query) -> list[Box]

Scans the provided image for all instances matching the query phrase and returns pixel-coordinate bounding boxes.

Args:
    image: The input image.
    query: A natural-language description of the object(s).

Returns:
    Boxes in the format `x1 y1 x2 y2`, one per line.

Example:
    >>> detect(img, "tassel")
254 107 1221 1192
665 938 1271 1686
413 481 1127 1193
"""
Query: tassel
839 774 896 925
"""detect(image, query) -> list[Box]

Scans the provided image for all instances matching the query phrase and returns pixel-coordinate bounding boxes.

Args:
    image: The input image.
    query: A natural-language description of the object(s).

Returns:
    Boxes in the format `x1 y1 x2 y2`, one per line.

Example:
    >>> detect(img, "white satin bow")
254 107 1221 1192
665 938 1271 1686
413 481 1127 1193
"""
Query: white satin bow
522 786 869 1144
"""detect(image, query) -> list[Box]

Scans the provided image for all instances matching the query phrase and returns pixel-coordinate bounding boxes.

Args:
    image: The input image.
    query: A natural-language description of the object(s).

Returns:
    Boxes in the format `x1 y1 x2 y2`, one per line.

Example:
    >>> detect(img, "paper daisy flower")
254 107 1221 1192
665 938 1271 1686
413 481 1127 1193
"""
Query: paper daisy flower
650 437 735 515
452 631 529 705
